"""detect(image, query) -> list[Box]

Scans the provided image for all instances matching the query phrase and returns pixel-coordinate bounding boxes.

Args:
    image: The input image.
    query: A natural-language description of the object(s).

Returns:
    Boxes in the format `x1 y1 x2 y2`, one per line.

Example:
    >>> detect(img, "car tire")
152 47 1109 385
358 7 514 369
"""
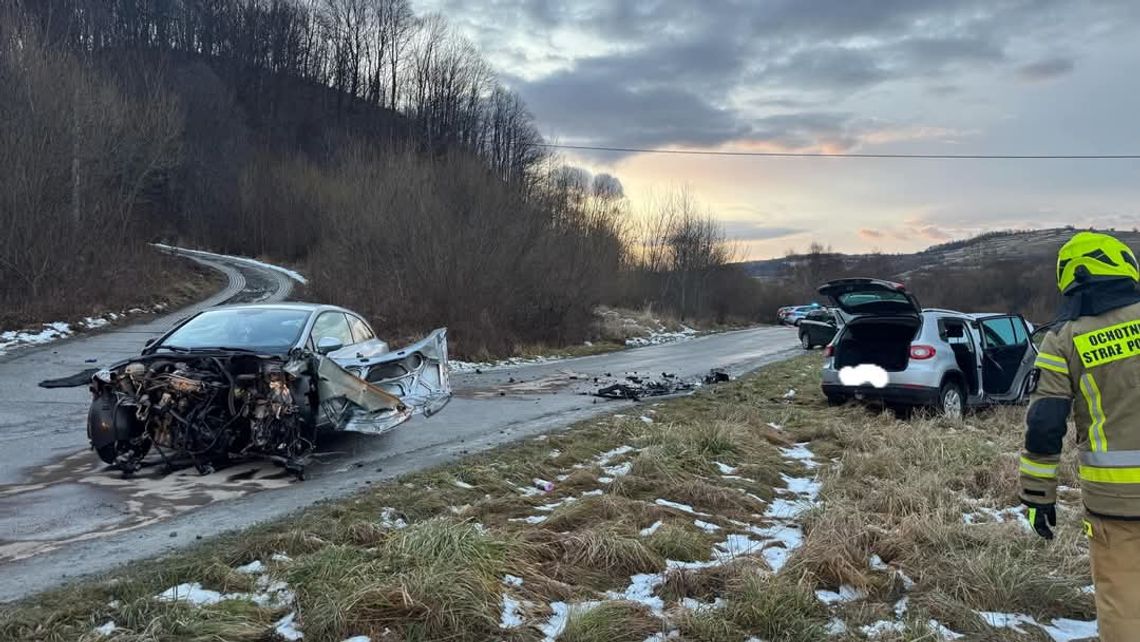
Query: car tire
801 332 813 350
825 393 848 407
937 381 965 419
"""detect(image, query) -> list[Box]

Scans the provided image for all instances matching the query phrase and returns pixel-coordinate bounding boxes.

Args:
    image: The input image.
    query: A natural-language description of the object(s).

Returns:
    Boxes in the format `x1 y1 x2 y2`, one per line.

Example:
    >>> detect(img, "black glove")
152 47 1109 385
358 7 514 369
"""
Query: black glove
1023 501 1056 540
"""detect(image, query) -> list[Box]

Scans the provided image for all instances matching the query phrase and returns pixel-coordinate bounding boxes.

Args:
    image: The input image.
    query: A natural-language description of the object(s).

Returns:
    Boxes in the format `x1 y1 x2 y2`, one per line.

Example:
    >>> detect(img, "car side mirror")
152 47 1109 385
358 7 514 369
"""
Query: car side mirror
317 336 344 355
143 337 158 349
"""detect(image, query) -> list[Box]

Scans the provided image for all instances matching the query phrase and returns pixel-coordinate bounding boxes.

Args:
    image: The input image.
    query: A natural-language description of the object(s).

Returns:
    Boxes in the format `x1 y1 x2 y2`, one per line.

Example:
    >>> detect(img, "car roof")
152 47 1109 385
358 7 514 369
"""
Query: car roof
921 309 1016 320
203 302 349 314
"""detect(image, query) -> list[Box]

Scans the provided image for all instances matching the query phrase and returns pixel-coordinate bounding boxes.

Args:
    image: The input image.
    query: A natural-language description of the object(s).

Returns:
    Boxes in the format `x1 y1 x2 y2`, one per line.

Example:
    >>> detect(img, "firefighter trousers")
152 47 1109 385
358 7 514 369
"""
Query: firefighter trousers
1089 515 1140 641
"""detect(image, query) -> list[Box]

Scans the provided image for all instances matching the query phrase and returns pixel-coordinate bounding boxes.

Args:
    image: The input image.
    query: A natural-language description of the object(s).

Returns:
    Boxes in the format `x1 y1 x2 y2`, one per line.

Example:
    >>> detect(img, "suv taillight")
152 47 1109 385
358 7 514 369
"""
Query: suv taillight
824 345 834 358
910 344 937 360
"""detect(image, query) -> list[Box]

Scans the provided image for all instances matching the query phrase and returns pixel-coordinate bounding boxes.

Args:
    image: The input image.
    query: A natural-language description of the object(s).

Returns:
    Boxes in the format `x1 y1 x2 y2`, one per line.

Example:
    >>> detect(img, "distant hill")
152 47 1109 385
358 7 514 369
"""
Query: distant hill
739 227 1140 280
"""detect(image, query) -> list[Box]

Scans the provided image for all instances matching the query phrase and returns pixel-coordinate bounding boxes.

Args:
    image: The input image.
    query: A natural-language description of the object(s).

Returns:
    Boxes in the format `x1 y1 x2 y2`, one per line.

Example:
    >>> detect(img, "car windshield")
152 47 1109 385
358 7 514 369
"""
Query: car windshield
158 308 310 353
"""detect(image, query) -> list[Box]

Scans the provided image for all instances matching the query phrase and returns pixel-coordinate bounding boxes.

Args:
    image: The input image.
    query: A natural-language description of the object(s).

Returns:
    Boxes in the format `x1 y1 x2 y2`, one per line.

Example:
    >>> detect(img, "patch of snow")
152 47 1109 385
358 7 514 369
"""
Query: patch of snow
503 574 525 587
767 422 784 431
500 595 525 629
341 637 371 642
235 560 265 574
156 583 224 606
722 474 755 482
453 480 476 489
978 612 1036 634
606 572 665 612
94 621 117 636
625 325 698 347
510 515 549 524
897 569 917 591
764 498 811 519
274 611 303 640
869 554 889 571
714 462 738 475
655 498 710 516
0 322 73 355
599 476 615 483
640 415 654 424
379 508 408 529
815 585 866 605
1042 618 1100 642
779 443 819 468
963 506 1033 533
595 445 636 466
582 489 604 497
640 520 664 537
978 611 1098 642
537 497 576 512
681 597 724 612
928 621 965 640
783 388 797 399
893 596 909 617
548 449 562 458
826 619 848 636
539 601 602 641
450 354 563 373
603 462 633 478
271 553 292 563
861 620 907 637
694 519 720 533
1080 584 1095 595
106 600 122 609
781 473 821 500
556 474 571 482
714 533 767 559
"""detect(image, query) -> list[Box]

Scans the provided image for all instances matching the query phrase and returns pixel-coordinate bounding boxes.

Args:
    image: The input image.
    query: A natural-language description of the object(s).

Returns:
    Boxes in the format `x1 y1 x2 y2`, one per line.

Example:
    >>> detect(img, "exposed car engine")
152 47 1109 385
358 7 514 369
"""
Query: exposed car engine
87 352 317 478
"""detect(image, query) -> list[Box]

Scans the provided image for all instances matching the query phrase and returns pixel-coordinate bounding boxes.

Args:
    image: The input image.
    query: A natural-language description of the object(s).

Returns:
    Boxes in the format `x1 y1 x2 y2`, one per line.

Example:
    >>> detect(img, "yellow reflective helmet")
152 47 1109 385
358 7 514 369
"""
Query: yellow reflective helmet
1056 231 1139 294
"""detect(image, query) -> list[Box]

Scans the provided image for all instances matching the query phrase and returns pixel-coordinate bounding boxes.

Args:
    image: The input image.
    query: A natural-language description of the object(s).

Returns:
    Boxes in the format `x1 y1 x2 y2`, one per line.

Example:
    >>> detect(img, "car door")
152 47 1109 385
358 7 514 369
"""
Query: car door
978 315 1034 399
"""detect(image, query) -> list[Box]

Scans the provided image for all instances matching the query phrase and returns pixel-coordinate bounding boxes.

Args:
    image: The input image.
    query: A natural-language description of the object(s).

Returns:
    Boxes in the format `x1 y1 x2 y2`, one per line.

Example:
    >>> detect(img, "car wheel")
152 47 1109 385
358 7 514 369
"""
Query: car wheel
801 333 813 350
938 381 965 419
825 393 848 406
794 319 802 327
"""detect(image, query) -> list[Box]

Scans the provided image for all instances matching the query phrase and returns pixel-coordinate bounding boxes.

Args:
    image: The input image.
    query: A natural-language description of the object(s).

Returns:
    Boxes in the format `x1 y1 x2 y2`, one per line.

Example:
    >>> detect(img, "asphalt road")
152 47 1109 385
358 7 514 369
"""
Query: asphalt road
0 254 799 603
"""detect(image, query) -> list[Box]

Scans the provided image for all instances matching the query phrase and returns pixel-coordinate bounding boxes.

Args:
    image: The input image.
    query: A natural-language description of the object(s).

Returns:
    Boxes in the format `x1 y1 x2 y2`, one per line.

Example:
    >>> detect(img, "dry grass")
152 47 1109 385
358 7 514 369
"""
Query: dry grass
0 354 1101 641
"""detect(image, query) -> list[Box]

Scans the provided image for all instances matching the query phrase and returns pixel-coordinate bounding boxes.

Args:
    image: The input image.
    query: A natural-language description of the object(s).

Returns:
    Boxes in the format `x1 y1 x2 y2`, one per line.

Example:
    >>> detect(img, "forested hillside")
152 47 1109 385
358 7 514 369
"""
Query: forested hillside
1 0 763 356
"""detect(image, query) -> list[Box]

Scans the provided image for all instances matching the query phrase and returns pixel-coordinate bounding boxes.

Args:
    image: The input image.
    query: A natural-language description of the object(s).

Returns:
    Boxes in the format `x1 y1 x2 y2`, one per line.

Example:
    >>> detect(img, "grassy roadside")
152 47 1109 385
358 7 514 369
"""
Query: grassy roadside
0 355 1095 641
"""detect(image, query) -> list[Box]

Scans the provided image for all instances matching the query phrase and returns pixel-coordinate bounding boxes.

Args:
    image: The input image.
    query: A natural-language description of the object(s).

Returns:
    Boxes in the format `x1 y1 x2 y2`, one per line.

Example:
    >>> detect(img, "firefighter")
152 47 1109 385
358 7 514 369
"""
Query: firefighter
1020 231 1140 640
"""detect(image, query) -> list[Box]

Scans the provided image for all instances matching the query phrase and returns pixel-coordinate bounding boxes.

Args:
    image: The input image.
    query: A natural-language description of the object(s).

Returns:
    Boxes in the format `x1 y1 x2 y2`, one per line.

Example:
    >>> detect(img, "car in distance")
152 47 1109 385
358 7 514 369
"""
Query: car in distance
798 308 839 349
779 303 823 326
86 303 450 478
817 278 1038 418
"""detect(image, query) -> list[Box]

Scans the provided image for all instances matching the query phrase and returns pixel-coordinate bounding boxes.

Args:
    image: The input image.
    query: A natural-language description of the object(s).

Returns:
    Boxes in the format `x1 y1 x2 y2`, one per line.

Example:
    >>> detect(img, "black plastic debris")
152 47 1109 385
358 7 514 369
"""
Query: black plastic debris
38 368 100 388
704 368 731 384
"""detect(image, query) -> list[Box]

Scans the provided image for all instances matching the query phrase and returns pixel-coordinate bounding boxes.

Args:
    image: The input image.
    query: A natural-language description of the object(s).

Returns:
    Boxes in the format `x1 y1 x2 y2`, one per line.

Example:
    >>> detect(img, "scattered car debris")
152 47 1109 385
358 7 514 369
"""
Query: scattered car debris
591 368 731 401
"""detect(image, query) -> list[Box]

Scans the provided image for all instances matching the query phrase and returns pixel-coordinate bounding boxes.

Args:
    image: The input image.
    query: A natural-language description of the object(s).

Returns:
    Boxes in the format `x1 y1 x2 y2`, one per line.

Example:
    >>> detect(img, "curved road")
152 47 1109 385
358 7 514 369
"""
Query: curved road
0 253 799 602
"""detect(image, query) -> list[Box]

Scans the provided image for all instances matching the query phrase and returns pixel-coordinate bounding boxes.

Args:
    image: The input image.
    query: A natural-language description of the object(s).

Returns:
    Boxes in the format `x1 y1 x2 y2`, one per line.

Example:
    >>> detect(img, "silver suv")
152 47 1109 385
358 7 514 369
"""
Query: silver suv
818 278 1039 417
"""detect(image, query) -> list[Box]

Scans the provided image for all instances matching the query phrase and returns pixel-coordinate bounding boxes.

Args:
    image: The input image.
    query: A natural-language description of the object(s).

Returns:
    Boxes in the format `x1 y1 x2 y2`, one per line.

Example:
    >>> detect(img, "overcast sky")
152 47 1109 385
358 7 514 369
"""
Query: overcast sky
414 0 1140 259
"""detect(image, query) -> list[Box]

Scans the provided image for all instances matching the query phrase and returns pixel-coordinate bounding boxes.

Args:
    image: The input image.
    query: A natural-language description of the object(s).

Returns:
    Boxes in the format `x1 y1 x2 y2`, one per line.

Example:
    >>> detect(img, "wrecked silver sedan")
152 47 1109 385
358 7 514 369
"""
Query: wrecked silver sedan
86 303 450 479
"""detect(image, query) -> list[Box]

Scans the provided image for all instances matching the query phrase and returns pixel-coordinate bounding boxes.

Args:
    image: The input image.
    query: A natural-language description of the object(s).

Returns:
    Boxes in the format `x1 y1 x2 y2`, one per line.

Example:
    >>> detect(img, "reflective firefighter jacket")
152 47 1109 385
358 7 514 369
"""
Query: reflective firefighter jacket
1020 301 1140 518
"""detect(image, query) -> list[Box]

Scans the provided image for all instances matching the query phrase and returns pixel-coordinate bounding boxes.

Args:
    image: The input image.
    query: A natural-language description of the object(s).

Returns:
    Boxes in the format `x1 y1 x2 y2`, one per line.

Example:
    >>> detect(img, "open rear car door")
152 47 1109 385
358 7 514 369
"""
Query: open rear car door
817 278 922 323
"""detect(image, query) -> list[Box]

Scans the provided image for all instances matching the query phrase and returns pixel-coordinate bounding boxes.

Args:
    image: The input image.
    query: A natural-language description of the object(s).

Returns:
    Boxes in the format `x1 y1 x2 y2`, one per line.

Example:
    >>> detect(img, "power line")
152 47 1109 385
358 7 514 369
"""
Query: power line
536 143 1140 160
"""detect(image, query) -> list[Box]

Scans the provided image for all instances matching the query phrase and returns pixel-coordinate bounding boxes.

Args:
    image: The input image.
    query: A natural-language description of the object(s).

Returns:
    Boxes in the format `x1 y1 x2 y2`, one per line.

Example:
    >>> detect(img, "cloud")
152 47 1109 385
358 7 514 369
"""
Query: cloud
719 221 805 242
858 228 886 239
1017 57 1076 82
